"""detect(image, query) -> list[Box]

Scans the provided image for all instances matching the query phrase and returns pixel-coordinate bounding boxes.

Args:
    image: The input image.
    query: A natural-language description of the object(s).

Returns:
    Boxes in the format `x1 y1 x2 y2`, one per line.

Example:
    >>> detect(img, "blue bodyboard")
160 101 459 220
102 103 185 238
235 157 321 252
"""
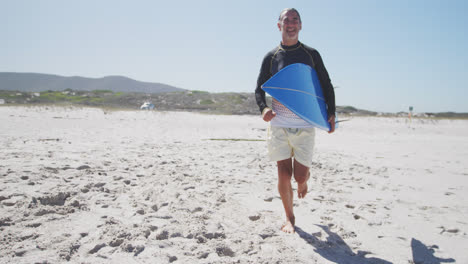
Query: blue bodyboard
261 63 334 131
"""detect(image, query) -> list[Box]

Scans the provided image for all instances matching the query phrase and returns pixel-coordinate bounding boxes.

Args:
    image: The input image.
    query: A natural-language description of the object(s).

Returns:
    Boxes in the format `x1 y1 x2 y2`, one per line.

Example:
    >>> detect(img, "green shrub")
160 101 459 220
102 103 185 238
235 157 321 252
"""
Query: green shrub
200 99 214 105
92 90 113 94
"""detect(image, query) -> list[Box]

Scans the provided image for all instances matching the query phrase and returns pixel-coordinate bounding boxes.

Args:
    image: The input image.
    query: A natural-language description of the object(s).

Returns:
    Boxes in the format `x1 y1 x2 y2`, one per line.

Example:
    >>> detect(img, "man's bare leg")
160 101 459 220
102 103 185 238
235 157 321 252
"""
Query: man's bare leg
277 158 295 233
294 159 310 199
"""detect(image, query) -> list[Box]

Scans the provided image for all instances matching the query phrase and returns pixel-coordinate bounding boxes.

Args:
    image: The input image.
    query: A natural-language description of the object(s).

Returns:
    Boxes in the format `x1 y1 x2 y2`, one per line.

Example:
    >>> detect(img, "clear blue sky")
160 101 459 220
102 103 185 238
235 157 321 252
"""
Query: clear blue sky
2 0 467 113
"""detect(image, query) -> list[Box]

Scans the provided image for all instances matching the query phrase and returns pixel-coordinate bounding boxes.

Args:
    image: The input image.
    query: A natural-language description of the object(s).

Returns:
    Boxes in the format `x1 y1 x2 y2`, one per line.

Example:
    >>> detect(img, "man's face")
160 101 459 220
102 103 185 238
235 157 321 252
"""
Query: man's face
277 10 302 43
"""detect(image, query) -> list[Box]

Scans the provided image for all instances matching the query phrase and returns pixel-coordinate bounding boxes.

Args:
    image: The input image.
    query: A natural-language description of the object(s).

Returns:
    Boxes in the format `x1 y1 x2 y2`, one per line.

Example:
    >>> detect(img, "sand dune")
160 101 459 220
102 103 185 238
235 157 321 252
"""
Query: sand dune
1 106 466 263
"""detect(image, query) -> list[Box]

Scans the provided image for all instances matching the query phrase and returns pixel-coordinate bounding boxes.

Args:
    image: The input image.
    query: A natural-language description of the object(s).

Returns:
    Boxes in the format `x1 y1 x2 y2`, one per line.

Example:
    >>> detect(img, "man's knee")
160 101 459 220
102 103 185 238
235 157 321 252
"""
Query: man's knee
293 160 309 183
279 168 293 179
294 171 309 183
277 159 293 179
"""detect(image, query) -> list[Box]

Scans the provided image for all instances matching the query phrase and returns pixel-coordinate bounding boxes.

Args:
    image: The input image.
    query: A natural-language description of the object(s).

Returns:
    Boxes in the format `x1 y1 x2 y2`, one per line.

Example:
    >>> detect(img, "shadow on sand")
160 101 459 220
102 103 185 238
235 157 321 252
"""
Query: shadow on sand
411 238 455 264
295 225 392 264
296 225 456 264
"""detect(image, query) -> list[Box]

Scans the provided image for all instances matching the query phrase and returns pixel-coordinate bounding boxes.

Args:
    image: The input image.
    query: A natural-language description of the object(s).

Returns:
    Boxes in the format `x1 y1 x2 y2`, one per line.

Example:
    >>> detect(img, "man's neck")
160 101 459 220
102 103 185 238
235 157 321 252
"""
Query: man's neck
281 39 299 47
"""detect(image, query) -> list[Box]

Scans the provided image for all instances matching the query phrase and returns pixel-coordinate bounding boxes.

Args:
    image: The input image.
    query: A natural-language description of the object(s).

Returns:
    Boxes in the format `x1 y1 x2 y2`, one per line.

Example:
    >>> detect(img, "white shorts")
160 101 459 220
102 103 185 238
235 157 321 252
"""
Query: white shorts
267 126 315 168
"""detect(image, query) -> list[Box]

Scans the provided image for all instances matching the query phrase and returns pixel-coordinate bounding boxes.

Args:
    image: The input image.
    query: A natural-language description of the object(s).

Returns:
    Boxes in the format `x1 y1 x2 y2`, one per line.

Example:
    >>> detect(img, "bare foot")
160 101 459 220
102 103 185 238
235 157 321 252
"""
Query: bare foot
281 221 295 233
281 217 295 233
297 172 310 199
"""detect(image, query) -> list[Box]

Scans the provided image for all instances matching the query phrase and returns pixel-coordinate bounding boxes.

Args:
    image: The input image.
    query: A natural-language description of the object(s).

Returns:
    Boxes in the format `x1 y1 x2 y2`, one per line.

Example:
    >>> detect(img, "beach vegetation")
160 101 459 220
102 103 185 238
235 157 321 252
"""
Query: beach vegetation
200 99 214 105
92 90 114 94
2 89 467 118
228 94 246 105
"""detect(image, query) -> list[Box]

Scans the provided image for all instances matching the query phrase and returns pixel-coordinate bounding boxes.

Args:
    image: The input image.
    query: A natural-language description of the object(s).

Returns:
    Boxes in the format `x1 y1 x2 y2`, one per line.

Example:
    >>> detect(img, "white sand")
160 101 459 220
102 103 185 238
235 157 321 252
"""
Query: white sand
0 106 467 263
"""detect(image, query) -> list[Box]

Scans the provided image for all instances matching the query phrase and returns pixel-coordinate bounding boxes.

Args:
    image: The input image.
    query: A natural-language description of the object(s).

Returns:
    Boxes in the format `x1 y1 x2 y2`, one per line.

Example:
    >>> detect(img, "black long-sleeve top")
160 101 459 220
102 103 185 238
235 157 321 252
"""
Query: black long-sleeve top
255 41 336 117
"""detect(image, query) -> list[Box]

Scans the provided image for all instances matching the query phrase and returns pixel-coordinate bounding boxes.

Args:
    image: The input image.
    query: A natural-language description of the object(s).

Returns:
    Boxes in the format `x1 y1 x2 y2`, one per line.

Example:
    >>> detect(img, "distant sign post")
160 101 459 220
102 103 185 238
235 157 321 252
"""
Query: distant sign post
409 106 413 122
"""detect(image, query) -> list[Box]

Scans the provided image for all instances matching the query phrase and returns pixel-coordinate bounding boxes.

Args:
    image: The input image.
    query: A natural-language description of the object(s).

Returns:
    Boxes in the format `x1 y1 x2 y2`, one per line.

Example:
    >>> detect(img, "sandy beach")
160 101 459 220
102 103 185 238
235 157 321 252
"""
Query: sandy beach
0 106 467 263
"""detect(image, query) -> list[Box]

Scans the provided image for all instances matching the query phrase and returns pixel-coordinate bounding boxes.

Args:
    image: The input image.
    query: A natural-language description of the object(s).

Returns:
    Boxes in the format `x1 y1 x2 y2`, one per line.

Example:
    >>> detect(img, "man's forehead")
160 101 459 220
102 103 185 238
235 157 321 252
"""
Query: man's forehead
281 11 300 20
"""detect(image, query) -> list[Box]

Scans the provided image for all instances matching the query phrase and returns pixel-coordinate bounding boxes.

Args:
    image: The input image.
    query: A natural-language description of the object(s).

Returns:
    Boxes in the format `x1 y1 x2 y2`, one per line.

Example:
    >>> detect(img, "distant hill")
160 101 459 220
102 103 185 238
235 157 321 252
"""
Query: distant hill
0 72 185 94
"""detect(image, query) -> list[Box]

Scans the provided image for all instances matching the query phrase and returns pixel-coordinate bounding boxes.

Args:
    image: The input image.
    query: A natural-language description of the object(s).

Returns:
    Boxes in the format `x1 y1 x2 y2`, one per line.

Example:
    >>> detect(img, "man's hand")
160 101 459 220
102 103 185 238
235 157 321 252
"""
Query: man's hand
262 108 276 122
328 115 335 134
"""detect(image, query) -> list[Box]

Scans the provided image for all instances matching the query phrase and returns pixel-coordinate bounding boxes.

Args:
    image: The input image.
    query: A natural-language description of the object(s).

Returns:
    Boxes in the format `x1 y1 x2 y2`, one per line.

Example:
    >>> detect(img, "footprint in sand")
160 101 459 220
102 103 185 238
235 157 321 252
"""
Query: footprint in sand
249 215 261 221
216 245 235 257
88 243 106 254
438 226 461 235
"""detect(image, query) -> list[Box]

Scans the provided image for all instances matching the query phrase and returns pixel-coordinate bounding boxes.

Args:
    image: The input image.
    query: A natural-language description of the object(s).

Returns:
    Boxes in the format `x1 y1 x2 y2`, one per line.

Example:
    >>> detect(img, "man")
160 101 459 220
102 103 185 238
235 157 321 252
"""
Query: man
255 8 336 233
